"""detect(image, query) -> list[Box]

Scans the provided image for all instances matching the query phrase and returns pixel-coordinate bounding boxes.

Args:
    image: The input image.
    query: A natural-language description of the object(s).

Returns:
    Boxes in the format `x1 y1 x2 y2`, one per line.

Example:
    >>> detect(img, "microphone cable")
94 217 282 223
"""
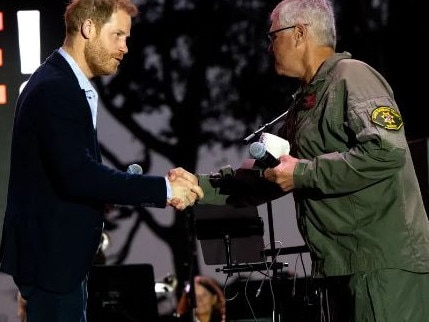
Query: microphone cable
255 240 283 298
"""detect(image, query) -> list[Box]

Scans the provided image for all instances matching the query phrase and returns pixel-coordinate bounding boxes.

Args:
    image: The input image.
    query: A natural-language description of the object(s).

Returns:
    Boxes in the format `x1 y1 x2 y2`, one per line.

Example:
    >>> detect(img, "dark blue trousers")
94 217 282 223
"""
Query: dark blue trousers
18 278 88 322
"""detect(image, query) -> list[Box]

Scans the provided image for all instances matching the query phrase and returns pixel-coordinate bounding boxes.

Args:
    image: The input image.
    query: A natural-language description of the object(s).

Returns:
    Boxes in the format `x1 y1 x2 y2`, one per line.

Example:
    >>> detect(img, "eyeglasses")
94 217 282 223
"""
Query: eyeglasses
267 24 309 43
267 25 296 43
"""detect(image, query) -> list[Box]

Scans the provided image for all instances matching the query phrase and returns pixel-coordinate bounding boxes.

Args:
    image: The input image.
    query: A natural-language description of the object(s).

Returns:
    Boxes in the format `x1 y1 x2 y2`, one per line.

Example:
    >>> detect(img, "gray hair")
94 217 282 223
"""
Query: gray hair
270 0 336 49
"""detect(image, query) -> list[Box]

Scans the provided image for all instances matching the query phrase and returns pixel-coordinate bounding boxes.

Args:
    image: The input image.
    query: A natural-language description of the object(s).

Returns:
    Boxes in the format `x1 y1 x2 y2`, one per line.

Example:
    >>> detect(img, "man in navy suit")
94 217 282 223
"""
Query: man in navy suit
0 0 203 321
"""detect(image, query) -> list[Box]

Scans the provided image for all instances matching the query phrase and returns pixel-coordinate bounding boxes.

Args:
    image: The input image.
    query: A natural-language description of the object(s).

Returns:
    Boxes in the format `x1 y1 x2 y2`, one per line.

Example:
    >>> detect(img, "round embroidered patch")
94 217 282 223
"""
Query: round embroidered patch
371 106 403 130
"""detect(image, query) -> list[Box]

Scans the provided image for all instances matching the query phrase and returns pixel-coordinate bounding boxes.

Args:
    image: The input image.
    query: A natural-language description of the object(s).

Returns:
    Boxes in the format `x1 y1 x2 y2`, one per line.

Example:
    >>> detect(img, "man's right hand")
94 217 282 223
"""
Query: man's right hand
264 154 298 192
167 167 204 210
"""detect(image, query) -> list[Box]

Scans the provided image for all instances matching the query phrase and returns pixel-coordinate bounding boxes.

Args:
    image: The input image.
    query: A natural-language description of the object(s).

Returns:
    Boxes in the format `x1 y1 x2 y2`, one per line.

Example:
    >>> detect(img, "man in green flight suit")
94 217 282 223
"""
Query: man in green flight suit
181 0 429 321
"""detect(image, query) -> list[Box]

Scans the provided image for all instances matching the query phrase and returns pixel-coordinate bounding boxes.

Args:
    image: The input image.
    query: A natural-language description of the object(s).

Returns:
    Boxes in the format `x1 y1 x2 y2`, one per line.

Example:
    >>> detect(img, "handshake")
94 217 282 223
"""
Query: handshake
166 167 204 211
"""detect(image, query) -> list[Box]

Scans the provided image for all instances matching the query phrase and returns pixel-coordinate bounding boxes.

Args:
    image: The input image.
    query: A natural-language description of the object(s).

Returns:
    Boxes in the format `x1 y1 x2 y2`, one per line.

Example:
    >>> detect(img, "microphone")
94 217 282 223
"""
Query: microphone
249 142 280 168
127 163 143 175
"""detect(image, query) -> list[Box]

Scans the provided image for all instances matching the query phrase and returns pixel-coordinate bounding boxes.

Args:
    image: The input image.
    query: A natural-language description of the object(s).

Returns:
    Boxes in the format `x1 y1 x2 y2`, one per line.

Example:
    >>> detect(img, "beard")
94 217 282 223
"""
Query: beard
84 37 119 77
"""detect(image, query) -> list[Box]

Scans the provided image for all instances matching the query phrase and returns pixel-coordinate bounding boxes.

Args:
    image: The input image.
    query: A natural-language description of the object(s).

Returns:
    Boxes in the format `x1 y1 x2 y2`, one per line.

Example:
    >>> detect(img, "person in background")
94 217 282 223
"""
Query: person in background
176 275 226 322
16 291 27 322
0 0 203 321
194 0 429 321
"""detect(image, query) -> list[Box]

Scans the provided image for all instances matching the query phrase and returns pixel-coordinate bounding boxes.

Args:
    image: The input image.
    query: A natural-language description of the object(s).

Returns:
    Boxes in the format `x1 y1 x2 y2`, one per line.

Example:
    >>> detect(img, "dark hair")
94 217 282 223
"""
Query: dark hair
195 276 226 322
64 0 138 34
176 276 227 322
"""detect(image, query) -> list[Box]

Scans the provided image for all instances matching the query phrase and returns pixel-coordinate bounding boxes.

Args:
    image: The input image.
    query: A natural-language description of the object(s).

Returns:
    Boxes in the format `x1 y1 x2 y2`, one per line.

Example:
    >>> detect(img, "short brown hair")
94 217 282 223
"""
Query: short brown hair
64 0 138 34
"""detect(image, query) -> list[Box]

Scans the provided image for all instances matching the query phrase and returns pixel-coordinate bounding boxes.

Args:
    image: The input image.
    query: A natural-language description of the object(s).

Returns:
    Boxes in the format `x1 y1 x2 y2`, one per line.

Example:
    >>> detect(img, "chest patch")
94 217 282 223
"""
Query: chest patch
371 106 403 130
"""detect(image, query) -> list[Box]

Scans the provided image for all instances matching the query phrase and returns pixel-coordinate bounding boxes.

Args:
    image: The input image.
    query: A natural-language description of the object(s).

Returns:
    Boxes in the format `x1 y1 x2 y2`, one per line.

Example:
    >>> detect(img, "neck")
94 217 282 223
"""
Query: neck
62 37 93 78
302 46 335 83
197 314 210 322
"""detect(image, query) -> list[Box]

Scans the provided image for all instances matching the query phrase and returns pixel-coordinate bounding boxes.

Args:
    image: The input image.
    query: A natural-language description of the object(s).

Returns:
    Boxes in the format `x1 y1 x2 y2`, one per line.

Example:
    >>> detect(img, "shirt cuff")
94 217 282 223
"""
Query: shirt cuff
165 177 172 199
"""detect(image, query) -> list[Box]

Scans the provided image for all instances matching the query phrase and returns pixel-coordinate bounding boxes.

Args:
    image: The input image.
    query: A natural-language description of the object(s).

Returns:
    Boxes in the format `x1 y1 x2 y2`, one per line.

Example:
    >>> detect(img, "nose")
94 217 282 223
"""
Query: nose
120 40 128 54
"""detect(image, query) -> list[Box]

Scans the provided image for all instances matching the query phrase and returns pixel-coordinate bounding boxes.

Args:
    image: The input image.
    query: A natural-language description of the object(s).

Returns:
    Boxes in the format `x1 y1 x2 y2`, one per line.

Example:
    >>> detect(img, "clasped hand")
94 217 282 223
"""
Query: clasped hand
167 167 204 210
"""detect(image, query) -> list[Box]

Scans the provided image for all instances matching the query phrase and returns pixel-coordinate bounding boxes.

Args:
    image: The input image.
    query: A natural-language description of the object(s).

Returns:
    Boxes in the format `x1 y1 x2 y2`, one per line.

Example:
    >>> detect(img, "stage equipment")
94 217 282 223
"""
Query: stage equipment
193 204 285 276
87 263 159 322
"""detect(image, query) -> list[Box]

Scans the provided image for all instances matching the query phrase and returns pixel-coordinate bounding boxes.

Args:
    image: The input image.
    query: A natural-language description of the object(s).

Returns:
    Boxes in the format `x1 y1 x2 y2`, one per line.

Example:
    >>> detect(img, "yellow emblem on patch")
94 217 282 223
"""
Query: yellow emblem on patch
371 106 403 130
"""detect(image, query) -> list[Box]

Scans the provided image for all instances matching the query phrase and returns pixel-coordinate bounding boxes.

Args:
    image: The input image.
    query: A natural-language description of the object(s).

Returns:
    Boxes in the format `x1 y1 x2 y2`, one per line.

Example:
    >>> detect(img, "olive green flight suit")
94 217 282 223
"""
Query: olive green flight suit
198 53 429 321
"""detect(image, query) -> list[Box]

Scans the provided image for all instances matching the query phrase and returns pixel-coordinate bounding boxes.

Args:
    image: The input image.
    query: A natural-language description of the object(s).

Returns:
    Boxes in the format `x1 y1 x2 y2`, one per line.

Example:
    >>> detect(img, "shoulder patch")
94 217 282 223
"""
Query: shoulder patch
371 106 403 130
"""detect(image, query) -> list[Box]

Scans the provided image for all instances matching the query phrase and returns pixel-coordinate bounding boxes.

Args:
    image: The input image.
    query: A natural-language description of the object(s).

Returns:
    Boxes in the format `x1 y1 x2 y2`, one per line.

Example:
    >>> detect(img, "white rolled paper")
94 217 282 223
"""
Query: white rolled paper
259 132 290 158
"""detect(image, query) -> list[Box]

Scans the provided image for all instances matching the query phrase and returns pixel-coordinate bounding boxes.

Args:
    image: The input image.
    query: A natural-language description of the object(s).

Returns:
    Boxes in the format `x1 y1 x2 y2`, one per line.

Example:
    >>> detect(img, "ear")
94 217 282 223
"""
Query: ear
81 19 94 39
294 23 307 45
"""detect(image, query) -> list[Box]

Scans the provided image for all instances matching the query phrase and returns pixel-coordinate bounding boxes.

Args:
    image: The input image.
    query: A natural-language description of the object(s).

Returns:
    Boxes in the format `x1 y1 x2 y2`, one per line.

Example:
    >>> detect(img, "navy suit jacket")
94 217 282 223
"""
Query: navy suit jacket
0 50 167 293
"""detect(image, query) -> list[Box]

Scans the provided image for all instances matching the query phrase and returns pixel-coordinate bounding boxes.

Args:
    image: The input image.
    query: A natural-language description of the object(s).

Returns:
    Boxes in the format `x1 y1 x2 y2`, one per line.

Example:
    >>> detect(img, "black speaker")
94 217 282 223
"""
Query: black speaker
87 264 159 322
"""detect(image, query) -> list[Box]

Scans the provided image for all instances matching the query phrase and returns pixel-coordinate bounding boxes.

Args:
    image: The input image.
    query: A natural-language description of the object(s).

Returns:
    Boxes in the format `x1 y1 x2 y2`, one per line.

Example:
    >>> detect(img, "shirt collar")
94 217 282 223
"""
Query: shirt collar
58 47 97 94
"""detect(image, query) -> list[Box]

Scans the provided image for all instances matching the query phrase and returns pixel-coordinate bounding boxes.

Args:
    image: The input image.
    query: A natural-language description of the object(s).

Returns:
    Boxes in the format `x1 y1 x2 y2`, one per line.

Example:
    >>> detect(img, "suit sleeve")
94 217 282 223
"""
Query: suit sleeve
30 76 166 207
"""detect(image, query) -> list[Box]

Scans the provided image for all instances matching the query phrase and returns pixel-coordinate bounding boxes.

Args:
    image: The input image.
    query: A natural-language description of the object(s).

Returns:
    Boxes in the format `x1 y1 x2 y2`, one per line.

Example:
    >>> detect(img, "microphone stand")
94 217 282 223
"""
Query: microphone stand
183 207 198 322
266 200 281 322
243 108 291 143
243 107 295 322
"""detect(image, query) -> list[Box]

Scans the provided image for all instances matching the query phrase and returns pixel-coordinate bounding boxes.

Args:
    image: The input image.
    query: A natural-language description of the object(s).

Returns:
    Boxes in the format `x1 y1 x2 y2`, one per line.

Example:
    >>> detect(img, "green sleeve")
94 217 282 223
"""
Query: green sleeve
198 164 286 206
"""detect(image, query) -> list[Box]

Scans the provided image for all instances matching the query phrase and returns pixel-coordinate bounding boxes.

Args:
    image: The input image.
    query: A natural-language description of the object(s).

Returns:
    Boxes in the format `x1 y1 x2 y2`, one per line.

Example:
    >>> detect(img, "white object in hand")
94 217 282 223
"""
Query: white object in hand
259 132 290 158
